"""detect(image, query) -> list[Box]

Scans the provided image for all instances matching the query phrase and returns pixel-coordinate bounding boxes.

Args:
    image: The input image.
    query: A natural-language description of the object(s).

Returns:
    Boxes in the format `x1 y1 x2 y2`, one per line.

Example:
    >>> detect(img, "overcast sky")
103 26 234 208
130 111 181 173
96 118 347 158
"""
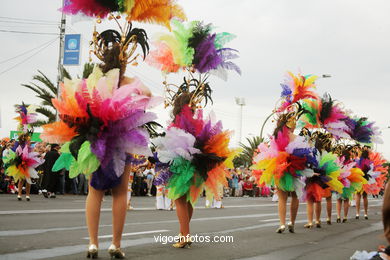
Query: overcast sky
0 0 389 159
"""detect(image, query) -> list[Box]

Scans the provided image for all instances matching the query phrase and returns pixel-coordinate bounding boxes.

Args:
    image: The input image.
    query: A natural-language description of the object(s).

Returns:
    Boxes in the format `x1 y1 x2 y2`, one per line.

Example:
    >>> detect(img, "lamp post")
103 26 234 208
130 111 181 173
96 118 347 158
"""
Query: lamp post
235 97 246 145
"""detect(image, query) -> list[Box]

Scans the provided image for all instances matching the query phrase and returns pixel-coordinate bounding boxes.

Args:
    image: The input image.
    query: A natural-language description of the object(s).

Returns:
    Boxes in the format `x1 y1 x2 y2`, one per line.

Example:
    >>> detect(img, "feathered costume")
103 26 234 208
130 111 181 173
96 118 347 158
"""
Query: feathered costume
303 151 344 202
336 158 367 200
278 72 318 112
251 126 316 199
62 0 186 29
299 93 352 139
355 151 388 195
147 20 240 205
345 117 383 145
41 67 160 189
4 104 43 184
153 106 236 205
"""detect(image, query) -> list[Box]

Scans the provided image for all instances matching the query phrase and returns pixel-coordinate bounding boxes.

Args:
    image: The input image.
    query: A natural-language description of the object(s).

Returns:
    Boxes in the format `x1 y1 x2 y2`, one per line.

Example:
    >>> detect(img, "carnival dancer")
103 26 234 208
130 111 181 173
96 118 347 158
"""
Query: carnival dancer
355 146 388 220
147 20 240 247
252 72 320 233
333 145 366 223
3 104 43 201
302 131 343 228
41 1 185 258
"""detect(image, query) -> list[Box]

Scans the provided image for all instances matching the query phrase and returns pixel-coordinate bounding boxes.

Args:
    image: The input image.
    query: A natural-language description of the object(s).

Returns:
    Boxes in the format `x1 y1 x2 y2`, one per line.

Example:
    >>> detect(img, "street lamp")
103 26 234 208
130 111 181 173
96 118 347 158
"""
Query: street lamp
235 97 246 145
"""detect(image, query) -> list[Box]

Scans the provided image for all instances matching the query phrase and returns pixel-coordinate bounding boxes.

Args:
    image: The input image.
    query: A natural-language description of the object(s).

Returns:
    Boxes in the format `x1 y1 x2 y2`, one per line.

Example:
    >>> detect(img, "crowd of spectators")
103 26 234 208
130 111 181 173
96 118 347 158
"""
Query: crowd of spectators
1 137 272 198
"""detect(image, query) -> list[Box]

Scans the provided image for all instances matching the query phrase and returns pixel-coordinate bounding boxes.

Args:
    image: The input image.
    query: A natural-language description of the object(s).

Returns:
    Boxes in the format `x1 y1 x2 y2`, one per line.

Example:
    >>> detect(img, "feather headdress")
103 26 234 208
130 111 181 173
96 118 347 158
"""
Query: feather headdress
62 0 186 29
278 72 318 112
41 67 160 189
147 20 240 108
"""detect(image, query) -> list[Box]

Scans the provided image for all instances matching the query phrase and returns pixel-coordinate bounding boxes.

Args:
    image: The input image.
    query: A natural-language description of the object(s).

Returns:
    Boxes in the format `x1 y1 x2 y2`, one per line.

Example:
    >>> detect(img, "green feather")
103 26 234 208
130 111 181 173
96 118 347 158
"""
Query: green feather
279 173 294 192
167 157 195 200
214 32 236 49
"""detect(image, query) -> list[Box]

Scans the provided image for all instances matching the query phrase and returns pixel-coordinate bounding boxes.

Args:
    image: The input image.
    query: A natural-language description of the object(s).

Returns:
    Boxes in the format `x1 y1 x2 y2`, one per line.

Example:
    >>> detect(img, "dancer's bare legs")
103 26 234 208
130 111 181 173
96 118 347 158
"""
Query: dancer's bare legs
111 165 131 248
290 192 299 225
326 196 332 222
356 193 362 217
343 199 350 219
363 192 368 217
175 196 190 236
17 180 24 197
314 201 322 223
336 199 342 219
306 199 314 225
277 190 288 226
86 181 104 247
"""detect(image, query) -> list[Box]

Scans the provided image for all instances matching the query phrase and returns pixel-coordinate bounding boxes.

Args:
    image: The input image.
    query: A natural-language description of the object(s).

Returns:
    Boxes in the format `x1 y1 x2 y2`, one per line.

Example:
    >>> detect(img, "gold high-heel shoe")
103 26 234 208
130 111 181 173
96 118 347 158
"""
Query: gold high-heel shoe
276 225 286 233
287 222 295 233
172 234 192 248
86 244 98 259
108 244 125 259
304 223 313 229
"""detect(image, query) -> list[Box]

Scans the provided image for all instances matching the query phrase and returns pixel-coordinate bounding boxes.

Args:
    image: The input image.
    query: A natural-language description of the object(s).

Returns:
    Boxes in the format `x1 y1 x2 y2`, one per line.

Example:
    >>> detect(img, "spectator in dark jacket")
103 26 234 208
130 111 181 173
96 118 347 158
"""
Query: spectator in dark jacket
42 144 61 198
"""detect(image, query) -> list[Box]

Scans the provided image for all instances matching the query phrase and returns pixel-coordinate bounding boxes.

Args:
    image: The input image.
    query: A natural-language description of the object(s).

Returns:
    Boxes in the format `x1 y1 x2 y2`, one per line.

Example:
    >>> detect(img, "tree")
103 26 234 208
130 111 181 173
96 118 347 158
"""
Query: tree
233 135 263 168
21 63 95 127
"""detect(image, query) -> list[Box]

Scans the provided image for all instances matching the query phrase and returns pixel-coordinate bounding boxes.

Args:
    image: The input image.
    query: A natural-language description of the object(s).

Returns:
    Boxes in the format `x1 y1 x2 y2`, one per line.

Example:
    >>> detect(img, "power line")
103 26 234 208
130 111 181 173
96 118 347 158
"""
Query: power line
0 20 59 25
0 16 58 24
0 37 59 76
0 37 60 64
0 29 59 35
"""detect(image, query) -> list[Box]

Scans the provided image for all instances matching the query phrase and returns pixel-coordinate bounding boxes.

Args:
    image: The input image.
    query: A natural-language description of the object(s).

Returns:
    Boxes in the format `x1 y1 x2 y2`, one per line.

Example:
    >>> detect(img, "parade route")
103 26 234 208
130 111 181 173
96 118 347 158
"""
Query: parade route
0 195 386 260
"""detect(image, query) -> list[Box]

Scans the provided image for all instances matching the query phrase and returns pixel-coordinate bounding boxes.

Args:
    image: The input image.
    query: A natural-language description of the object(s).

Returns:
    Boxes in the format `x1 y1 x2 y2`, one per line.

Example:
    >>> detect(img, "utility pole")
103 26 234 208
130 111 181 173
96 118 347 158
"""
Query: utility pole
57 0 66 97
235 97 246 145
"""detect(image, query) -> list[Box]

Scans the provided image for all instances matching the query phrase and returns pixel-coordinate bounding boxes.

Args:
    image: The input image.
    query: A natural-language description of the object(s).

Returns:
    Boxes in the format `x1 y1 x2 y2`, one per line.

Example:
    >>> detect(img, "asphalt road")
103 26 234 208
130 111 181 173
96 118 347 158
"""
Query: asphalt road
0 194 386 260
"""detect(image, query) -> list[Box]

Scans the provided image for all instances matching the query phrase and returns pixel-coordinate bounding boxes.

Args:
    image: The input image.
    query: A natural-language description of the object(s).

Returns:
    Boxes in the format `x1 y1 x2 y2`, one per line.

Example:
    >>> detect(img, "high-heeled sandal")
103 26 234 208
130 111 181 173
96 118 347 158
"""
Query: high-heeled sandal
17 195 22 201
86 244 98 259
108 244 125 259
342 218 347 223
304 223 313 229
336 217 341 223
172 234 192 248
276 225 286 233
287 222 295 233
26 196 30 201
315 221 321 228
364 214 368 220
355 214 359 219
326 218 331 225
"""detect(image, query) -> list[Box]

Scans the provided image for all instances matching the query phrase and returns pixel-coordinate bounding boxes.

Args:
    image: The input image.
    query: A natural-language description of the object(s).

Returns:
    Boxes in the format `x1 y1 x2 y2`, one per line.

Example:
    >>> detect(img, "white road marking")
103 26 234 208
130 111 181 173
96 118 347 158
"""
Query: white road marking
82 229 170 239
0 198 383 215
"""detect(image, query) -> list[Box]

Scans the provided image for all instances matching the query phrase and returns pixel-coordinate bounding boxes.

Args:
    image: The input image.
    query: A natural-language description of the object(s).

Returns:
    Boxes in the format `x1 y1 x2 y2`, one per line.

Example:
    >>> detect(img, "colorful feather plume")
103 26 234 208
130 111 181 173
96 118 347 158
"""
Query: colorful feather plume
147 20 240 79
355 150 388 195
251 126 315 197
304 151 343 202
3 145 43 184
62 0 186 28
14 103 38 132
278 72 318 112
299 94 352 139
346 117 383 144
41 67 160 189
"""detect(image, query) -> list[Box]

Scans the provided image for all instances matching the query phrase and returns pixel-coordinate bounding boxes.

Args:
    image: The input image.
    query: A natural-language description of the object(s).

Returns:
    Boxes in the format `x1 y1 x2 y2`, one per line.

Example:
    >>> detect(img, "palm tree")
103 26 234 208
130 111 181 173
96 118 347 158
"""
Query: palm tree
233 135 263 168
21 63 95 127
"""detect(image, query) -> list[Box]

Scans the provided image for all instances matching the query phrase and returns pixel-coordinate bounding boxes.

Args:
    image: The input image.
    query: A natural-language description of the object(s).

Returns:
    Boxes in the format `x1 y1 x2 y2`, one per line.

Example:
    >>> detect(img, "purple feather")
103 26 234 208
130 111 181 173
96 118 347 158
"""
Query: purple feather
194 34 222 73
280 84 292 99
125 154 147 165
153 161 174 186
